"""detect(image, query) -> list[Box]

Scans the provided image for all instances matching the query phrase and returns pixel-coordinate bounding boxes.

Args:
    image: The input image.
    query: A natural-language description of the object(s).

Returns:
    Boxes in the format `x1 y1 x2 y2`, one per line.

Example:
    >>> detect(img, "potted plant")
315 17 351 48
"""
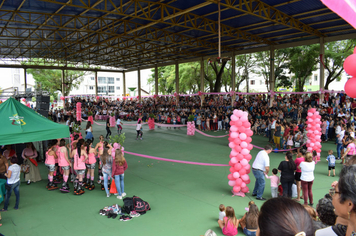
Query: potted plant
109 133 126 152
187 115 195 136
88 111 94 124
148 113 155 130
70 123 83 141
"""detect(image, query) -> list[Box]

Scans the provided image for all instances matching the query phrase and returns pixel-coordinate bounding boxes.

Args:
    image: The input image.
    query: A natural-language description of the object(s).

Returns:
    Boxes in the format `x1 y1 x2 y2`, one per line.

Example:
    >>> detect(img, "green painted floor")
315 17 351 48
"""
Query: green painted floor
0 122 340 236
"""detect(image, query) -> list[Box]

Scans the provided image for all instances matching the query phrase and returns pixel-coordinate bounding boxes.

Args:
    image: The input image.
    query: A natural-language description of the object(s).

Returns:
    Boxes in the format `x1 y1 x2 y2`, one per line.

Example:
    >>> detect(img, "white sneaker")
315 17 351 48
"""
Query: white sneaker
122 192 126 197
114 193 119 196
117 195 122 199
107 194 111 198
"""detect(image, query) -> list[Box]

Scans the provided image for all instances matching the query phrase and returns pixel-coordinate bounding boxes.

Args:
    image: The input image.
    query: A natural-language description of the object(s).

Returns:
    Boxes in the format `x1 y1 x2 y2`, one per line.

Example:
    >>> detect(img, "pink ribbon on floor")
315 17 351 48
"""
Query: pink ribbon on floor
194 129 229 138
154 123 187 127
124 151 229 167
122 122 148 126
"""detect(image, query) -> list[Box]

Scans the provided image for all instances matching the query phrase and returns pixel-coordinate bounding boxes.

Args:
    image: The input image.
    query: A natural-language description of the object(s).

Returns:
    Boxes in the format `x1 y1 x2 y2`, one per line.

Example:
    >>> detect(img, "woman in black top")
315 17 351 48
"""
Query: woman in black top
105 118 112 139
278 152 296 198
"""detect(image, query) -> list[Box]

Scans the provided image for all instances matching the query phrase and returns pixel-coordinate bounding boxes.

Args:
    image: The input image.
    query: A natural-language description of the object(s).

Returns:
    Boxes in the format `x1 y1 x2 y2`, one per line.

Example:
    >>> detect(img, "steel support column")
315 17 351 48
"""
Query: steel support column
231 51 236 105
155 64 158 96
24 68 27 91
175 61 179 105
320 37 325 104
138 68 141 101
95 71 98 96
269 46 275 107
200 58 204 106
123 71 126 97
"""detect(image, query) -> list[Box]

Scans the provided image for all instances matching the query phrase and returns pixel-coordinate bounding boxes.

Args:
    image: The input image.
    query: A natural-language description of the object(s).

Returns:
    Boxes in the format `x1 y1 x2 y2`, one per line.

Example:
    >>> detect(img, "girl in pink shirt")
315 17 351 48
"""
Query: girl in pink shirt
84 140 97 190
58 139 71 193
70 139 88 195
95 135 105 184
265 168 280 198
218 206 239 236
45 140 58 191
53 139 61 184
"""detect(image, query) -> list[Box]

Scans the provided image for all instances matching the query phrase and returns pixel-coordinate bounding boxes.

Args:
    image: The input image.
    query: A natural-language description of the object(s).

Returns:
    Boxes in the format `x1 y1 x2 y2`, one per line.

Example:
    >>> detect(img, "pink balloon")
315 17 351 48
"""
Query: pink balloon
231 132 238 139
240 116 248 122
241 148 249 155
310 143 315 147
240 141 248 148
233 186 241 193
235 178 242 186
310 108 316 113
241 186 249 193
245 179 251 184
229 167 235 173
245 168 251 174
245 154 252 161
239 133 247 140
231 115 238 121
241 174 249 182
247 144 253 150
307 112 312 117
344 54 356 77
230 150 238 157
234 163 242 171
308 119 313 123
228 174 234 180
236 154 244 161
229 142 236 149
235 110 243 117
241 182 246 188
244 164 251 170
345 77 356 98
228 180 236 186
307 147 313 152
230 126 238 132
239 168 246 176
234 138 241 145
246 130 253 137
236 121 242 127
233 172 240 179
240 159 248 166
246 137 252 143
231 157 238 164
234 146 242 153
243 122 251 128
239 126 246 133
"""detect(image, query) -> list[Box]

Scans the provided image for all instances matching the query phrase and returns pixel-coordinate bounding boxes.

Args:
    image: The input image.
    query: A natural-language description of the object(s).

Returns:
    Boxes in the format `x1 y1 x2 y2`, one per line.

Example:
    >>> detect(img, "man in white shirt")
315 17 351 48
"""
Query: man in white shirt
252 145 273 200
116 118 122 134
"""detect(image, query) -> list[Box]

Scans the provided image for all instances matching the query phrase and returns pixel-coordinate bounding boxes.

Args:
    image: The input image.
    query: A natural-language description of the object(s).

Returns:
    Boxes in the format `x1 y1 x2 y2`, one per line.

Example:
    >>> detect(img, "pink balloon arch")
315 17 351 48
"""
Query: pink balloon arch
148 118 155 130
228 110 253 197
187 121 195 136
305 108 322 162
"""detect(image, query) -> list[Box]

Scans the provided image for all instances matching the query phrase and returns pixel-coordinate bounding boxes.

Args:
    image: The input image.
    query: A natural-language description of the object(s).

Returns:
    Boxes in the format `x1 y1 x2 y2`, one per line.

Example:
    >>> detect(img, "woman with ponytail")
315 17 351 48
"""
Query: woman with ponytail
70 139 88 195
278 151 296 198
84 140 97 190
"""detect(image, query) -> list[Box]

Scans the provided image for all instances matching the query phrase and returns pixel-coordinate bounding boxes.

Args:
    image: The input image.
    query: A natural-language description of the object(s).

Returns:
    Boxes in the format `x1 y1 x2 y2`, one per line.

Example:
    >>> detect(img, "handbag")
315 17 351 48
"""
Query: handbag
21 164 30 174
109 179 117 194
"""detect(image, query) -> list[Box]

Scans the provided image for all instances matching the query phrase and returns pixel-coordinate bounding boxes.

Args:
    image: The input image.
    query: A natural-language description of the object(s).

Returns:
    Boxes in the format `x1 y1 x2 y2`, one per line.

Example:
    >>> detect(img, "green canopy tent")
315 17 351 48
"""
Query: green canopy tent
0 98 70 145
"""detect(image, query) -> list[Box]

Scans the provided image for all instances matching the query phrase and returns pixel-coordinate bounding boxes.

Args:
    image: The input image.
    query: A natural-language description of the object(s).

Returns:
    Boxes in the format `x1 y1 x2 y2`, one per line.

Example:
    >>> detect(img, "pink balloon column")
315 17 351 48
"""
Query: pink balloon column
343 47 356 98
228 110 253 197
76 102 81 122
305 108 322 163
88 116 94 124
187 121 195 136
109 116 116 127
148 118 155 130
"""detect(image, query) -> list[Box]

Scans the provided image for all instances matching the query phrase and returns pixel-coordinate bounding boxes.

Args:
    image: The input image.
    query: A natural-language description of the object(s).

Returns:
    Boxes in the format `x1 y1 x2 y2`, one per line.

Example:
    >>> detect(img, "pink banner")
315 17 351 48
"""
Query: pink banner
124 151 229 166
195 129 229 138
321 0 356 30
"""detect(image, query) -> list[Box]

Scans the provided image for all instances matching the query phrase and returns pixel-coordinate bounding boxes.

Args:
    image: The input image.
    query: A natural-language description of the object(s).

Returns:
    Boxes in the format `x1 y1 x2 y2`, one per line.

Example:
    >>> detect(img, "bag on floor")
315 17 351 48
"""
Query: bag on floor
109 180 117 194
133 196 151 214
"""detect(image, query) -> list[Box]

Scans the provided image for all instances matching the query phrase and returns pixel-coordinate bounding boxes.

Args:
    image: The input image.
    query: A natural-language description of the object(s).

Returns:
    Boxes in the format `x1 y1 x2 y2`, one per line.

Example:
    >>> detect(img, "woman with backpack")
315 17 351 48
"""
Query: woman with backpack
112 149 128 199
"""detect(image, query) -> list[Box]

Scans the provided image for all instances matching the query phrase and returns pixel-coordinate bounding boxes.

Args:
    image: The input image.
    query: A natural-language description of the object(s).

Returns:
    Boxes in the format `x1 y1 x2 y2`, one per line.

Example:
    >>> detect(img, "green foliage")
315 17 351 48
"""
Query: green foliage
149 113 155 118
110 112 115 117
88 111 93 116
323 39 356 89
32 97 36 102
288 44 319 91
73 123 80 133
188 114 195 122
109 133 126 148
25 59 87 97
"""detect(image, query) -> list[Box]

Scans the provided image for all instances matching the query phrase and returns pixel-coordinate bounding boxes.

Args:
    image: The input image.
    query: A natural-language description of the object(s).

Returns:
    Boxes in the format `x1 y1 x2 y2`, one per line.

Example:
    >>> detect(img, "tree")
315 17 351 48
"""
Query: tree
288 45 319 91
147 65 175 94
323 39 355 89
254 49 290 91
206 58 229 92
27 69 86 96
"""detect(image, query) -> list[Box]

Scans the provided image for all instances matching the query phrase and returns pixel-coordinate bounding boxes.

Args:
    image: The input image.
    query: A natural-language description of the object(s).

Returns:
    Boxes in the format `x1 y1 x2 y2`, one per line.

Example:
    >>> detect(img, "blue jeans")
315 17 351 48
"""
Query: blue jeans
243 228 257 236
202 121 206 131
252 169 265 198
114 174 125 196
103 172 110 195
337 143 343 159
4 180 20 210
325 129 329 140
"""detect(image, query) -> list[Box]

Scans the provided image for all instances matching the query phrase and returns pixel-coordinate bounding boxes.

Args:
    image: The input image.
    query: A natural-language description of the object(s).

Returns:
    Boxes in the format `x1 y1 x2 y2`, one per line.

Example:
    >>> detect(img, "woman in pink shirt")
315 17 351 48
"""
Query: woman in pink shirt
58 139 71 193
21 142 41 185
53 139 61 184
112 149 128 199
45 141 58 191
71 139 88 195
84 140 97 190
341 138 356 164
95 135 105 184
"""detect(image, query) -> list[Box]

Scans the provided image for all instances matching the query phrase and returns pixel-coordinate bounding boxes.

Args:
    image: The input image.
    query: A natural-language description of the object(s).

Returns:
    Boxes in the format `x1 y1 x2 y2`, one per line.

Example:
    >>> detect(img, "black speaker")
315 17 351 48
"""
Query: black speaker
36 96 50 103
37 103 49 110
37 110 49 118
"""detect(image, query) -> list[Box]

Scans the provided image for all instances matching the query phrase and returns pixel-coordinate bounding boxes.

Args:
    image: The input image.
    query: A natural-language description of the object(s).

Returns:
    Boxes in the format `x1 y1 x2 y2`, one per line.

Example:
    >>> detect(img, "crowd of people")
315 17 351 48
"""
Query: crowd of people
1 91 356 235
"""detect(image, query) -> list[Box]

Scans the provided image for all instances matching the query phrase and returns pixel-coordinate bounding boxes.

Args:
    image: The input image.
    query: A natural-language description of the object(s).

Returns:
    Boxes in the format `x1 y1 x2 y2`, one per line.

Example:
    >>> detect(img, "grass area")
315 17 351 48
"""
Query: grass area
0 121 340 236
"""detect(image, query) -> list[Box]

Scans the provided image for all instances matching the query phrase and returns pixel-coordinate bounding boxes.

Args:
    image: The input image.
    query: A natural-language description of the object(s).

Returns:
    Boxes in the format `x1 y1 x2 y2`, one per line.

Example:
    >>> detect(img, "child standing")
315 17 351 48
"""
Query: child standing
219 204 226 221
136 120 143 140
265 168 280 198
112 149 128 199
217 206 238 236
326 150 336 177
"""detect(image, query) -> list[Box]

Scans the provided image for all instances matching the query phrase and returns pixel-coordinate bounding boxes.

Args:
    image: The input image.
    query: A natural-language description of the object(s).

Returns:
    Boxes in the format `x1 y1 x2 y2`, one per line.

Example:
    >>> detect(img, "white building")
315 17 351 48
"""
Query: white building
0 68 36 97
